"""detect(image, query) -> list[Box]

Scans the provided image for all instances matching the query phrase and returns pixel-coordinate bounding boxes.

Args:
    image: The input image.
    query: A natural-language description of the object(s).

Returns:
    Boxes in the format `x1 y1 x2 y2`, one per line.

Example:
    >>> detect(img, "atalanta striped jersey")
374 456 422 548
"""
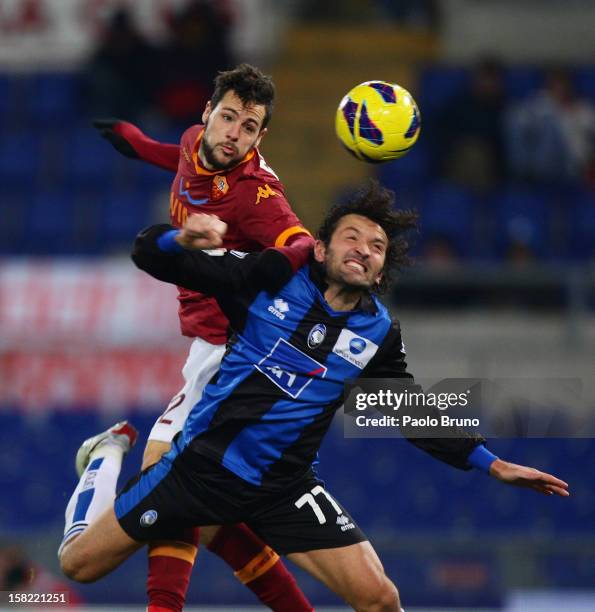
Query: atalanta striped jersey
133 225 484 491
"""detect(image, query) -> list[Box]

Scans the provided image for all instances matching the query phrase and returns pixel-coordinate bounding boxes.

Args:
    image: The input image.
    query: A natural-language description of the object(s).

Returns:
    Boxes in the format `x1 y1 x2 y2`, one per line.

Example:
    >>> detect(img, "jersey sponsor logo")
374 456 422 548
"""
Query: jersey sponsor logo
307 323 327 348
268 298 289 320
178 177 208 206
211 174 229 200
255 183 278 205
256 338 327 398
332 329 379 369
203 248 227 256
170 192 188 227
230 250 248 259
140 509 158 527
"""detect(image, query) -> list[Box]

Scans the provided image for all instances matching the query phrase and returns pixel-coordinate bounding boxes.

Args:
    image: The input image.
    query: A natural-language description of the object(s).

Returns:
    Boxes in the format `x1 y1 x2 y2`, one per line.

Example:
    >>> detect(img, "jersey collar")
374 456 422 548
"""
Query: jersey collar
192 128 256 176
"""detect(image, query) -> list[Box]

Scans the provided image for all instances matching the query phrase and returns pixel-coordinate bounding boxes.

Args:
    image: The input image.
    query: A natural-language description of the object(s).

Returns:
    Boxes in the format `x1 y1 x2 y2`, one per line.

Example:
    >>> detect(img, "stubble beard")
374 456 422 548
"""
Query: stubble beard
200 134 240 171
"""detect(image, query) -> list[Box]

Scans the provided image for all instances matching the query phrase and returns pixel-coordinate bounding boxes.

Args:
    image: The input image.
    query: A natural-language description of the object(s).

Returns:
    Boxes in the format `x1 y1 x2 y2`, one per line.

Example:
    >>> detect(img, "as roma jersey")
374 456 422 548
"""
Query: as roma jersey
169 125 309 343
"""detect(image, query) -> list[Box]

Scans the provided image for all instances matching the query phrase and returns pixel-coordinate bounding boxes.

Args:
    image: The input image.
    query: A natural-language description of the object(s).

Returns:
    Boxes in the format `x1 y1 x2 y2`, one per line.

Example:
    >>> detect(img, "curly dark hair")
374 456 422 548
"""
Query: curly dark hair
211 64 275 129
316 180 418 293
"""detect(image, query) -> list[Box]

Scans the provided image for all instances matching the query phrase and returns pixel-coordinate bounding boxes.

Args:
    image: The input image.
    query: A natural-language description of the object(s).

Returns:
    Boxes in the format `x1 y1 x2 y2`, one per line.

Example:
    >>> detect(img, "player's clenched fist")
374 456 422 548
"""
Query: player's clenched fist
176 214 228 250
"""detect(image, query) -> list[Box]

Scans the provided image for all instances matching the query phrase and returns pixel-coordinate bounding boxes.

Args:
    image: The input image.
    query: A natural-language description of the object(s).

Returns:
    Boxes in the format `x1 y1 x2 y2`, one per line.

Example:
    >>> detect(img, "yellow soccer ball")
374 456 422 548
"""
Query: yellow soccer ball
335 80 421 163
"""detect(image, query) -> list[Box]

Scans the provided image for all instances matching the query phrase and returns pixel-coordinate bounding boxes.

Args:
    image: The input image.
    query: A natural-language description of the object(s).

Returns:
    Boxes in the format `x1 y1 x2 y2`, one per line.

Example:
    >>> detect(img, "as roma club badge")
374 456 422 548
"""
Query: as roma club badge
212 175 229 200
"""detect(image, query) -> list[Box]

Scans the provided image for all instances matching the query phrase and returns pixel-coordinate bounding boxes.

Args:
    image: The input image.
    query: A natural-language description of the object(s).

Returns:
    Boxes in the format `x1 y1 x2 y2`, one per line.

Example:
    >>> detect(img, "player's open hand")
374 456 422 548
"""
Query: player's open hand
176 213 228 250
489 459 570 497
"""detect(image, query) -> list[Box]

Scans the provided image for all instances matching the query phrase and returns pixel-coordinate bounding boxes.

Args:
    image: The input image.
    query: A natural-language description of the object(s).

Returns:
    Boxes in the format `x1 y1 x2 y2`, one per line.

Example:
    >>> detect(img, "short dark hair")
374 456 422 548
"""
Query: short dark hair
316 180 418 293
211 63 275 129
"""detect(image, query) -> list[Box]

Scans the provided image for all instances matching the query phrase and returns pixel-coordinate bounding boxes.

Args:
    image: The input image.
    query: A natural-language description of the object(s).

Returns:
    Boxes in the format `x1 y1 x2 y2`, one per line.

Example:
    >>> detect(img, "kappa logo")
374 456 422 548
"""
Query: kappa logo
255 183 278 205
140 509 158 527
268 298 289 320
332 329 379 369
307 323 327 348
336 514 355 531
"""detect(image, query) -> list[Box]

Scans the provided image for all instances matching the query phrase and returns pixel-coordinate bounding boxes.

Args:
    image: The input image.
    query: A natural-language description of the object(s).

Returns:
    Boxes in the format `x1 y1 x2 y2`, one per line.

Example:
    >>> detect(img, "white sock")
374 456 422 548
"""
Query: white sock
59 443 125 554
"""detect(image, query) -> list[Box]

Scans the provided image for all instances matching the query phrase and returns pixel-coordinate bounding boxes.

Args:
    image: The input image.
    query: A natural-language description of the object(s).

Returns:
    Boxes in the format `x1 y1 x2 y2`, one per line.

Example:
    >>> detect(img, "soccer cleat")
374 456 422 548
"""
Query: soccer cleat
75 421 138 477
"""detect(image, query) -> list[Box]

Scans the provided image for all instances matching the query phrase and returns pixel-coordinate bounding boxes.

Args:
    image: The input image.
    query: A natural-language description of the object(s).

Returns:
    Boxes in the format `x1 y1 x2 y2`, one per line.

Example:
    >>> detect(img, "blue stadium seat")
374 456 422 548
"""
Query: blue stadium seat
66 126 117 185
416 183 478 257
488 187 551 259
567 188 595 259
377 141 429 194
418 66 470 115
101 189 154 247
0 131 41 185
28 190 77 254
573 65 595 103
504 67 544 100
27 73 80 123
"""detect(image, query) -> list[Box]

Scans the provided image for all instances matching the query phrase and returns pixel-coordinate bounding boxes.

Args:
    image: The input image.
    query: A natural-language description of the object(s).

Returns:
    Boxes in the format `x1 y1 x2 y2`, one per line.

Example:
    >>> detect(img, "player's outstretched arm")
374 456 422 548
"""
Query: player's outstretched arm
489 458 570 497
132 217 303 299
92 118 180 171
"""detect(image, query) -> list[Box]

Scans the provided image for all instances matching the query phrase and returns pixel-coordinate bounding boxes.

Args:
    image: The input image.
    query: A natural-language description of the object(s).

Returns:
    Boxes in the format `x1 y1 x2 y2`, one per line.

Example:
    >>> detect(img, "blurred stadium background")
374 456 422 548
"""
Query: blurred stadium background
1 0 594 610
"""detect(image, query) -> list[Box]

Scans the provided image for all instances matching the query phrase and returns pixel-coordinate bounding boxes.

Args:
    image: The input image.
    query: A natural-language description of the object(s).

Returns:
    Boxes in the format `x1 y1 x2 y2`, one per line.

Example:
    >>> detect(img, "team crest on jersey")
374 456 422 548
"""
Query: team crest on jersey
212 174 229 200
307 324 326 348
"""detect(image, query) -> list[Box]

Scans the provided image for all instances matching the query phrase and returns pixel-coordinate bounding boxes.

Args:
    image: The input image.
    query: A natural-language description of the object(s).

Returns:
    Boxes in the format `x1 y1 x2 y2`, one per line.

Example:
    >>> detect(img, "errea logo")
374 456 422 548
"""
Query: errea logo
268 298 289 320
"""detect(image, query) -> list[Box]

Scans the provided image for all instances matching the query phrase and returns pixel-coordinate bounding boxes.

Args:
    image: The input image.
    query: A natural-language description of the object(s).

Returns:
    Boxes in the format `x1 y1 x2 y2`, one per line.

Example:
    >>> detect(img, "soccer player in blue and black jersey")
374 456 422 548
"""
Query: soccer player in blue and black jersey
60 181 569 611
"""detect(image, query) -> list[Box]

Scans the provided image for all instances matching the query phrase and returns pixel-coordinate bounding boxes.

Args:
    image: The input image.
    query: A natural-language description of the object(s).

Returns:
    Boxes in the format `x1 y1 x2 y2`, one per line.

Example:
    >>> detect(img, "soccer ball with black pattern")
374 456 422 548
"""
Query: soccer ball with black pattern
335 80 421 163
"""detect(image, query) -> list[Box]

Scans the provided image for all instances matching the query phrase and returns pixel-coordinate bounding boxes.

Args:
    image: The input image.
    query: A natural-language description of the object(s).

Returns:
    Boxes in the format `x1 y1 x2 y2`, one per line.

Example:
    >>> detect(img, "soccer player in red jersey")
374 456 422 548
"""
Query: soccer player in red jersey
88 64 314 612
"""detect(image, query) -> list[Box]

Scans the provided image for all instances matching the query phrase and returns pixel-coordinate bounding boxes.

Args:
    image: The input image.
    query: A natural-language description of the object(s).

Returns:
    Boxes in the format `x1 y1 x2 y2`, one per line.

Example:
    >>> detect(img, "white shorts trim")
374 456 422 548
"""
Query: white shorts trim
148 337 226 443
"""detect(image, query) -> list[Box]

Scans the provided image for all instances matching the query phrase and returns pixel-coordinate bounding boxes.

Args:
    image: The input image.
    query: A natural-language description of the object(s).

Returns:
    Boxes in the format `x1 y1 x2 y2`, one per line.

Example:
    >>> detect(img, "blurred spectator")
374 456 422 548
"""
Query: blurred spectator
422 235 460 269
429 57 508 191
83 8 156 121
506 67 595 185
153 0 233 125
0 544 83 606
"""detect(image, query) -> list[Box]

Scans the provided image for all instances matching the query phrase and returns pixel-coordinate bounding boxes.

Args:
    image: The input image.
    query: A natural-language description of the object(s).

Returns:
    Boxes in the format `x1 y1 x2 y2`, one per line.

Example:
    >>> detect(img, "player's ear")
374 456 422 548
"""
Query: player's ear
254 127 267 148
202 100 213 124
313 240 326 263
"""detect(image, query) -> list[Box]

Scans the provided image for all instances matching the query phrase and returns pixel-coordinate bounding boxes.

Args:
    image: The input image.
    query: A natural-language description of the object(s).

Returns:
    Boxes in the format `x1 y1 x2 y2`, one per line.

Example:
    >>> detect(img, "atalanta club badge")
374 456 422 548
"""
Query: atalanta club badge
308 324 327 348
212 175 229 200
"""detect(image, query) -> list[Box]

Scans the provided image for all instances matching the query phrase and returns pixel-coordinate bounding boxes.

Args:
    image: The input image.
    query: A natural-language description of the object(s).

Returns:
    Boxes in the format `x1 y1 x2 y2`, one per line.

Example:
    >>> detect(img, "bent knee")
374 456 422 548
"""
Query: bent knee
59 546 100 584
141 440 171 470
354 576 400 612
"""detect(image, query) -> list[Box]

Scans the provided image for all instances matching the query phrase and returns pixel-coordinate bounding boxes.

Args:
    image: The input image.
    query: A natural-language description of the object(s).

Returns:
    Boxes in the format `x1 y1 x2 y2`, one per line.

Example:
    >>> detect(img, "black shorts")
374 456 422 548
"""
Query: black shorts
114 437 367 555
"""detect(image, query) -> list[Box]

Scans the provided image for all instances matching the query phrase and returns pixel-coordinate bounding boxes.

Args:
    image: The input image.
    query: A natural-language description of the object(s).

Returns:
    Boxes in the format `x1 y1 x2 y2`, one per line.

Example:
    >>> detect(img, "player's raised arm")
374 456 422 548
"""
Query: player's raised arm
132 213 308 310
92 118 180 171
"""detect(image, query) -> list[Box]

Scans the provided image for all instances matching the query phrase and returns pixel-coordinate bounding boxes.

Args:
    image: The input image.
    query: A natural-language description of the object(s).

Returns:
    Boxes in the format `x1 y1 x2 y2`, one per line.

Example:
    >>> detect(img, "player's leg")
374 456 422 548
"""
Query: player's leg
143 338 313 612
288 542 400 611
142 339 214 612
59 421 142 582
60 505 142 582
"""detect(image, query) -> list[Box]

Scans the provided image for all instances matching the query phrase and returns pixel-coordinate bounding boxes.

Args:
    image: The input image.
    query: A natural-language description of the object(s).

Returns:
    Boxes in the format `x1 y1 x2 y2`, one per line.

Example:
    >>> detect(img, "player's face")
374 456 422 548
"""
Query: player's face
200 91 267 171
315 214 388 290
